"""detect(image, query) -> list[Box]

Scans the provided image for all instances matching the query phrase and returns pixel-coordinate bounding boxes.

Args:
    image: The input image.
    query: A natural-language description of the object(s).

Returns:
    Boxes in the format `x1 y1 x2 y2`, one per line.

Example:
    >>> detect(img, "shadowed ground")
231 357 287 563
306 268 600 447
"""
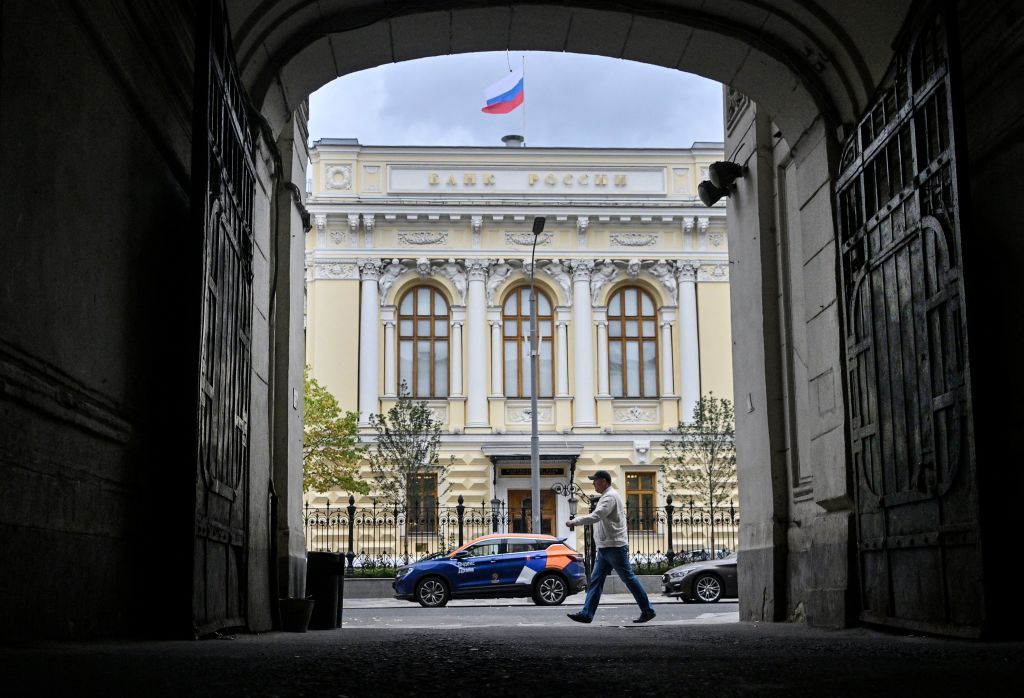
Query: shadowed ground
2 615 1022 697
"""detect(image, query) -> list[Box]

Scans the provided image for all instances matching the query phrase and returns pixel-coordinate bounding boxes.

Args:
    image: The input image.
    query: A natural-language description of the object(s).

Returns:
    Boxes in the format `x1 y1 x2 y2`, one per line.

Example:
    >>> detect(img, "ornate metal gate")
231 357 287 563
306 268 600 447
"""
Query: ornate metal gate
836 3 980 635
191 0 255 636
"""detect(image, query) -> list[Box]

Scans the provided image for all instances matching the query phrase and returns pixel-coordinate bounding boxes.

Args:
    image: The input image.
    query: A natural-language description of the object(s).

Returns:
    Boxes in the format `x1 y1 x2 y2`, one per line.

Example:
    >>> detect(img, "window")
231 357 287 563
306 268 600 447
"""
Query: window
398 286 449 398
464 541 500 558
505 539 537 554
626 472 657 532
607 286 659 398
406 473 438 534
502 287 554 398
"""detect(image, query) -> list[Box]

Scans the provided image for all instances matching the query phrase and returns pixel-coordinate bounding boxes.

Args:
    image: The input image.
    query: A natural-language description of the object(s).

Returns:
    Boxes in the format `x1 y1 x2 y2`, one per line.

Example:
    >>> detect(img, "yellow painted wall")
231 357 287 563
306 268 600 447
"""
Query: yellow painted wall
307 278 361 412
697 282 734 402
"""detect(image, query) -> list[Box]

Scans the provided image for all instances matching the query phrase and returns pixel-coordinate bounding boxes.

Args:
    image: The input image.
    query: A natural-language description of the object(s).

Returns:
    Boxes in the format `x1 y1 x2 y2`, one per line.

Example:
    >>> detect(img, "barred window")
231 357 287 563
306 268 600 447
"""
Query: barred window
608 286 659 398
626 472 657 532
502 287 554 398
398 286 449 398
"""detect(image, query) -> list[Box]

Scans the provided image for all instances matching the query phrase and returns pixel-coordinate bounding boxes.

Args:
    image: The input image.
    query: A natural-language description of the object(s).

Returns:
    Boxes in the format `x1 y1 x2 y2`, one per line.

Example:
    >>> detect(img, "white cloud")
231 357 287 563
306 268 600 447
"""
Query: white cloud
308 51 723 148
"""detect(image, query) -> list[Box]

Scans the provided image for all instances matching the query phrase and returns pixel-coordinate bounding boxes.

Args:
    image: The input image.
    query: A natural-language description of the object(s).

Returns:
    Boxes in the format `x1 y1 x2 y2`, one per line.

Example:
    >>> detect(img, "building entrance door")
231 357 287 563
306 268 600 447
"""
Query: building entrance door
507 490 556 535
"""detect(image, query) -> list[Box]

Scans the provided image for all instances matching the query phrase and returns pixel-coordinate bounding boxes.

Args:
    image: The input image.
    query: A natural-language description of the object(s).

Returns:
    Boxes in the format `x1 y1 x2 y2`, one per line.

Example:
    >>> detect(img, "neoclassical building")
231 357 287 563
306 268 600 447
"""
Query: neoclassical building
304 137 732 545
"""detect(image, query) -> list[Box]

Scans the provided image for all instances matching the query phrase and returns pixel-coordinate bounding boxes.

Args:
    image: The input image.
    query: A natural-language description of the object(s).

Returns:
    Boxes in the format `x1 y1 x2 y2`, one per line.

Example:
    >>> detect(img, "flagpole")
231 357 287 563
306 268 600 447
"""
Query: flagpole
522 54 527 145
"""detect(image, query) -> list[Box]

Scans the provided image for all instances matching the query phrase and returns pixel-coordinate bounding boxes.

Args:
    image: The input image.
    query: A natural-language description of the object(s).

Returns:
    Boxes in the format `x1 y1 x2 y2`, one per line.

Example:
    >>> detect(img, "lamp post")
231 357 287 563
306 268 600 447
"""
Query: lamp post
528 216 545 535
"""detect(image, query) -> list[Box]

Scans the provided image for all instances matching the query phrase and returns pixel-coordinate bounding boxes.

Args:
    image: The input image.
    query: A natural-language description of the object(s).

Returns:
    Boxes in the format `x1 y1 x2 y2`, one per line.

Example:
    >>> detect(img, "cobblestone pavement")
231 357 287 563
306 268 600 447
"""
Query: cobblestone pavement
2 615 1023 697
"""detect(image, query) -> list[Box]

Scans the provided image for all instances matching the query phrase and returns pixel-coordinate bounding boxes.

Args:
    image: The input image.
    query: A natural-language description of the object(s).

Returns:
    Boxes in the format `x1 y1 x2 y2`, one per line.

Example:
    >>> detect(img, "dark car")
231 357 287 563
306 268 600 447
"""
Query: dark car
393 534 587 608
661 552 738 602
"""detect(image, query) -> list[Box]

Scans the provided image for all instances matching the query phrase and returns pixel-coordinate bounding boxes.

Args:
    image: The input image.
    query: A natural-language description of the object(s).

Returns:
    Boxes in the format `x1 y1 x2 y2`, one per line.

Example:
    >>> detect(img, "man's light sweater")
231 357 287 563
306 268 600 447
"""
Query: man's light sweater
570 486 629 548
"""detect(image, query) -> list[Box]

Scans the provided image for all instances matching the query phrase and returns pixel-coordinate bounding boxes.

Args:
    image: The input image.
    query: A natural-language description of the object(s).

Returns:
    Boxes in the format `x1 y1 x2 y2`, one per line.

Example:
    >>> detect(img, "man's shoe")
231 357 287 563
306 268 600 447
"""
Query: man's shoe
566 612 592 624
633 609 657 623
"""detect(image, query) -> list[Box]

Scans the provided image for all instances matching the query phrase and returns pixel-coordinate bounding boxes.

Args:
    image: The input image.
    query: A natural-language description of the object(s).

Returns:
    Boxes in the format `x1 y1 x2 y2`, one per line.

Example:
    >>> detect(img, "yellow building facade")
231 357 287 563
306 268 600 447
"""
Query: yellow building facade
304 137 732 552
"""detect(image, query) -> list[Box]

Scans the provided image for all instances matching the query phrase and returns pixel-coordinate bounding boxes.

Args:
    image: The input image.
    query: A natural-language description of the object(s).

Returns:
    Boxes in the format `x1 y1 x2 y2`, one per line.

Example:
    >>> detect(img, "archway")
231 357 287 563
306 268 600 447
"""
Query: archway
226 0 913 634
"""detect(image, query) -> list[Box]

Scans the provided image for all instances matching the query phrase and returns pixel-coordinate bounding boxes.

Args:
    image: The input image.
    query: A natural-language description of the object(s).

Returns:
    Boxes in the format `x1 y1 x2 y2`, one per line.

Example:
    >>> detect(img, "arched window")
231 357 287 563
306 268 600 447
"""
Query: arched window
608 286 658 398
398 286 449 398
502 287 554 398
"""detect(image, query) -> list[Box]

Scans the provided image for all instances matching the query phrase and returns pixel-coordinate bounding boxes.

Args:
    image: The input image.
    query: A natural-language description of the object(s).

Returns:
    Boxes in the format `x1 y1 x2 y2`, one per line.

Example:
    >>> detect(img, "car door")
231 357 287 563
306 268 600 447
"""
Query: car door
718 557 739 597
494 538 542 587
452 540 503 592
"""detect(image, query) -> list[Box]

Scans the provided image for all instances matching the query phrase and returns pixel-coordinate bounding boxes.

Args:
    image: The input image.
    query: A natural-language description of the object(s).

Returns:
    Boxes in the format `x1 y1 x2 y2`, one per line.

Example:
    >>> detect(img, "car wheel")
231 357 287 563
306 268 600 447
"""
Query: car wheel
693 573 722 603
415 577 450 608
532 573 568 606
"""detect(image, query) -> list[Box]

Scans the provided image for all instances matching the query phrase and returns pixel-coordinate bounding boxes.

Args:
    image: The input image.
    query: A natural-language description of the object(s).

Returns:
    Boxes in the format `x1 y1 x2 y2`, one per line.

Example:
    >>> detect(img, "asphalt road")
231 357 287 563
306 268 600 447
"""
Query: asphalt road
342 595 739 628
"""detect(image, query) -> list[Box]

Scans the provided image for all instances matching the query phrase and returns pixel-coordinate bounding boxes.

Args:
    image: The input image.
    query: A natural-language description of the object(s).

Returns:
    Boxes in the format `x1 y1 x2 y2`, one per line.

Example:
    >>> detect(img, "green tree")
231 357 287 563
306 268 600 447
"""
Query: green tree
303 366 368 494
661 393 737 509
367 383 451 508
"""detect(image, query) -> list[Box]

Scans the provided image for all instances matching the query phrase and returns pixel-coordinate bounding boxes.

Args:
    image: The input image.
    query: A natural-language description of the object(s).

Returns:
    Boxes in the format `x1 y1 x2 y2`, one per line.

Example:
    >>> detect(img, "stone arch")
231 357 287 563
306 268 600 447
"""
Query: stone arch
492 270 569 308
597 274 673 309
235 1 905 146
384 269 459 308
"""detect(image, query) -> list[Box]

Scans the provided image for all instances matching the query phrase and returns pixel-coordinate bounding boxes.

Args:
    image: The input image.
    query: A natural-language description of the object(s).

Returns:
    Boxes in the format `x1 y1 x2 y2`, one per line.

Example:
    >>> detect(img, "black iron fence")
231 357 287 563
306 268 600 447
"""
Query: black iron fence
304 494 738 577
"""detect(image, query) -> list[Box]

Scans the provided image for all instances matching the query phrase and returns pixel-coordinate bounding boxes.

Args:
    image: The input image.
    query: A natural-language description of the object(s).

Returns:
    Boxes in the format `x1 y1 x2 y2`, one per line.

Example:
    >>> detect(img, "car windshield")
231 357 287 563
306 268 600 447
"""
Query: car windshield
417 550 450 562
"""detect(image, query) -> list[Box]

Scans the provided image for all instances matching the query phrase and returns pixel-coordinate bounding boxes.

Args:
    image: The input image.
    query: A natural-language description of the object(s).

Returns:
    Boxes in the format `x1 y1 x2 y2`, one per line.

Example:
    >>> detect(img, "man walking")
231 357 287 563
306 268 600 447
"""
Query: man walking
566 470 656 624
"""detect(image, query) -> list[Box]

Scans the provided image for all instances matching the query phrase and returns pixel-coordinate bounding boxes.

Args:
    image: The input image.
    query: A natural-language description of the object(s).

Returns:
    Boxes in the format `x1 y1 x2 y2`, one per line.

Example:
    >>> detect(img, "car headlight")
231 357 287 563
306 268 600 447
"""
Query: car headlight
669 568 692 579
395 567 414 580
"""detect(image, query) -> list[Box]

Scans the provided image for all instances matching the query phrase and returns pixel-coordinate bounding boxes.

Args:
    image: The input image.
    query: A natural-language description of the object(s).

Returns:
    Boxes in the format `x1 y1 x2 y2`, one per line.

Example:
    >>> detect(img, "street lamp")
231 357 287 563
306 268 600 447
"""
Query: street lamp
528 216 545 535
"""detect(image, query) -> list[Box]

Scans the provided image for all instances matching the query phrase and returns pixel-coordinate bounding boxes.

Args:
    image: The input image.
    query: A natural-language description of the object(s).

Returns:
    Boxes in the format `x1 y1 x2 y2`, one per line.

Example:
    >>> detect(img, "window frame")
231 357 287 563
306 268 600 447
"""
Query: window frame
607 285 660 398
405 472 439 535
625 471 658 532
502 286 555 398
397 286 450 399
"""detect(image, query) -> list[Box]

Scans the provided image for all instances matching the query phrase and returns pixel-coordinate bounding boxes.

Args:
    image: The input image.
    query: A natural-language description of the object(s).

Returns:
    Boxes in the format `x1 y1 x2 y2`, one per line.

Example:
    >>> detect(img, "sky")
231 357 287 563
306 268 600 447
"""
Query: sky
307 51 724 149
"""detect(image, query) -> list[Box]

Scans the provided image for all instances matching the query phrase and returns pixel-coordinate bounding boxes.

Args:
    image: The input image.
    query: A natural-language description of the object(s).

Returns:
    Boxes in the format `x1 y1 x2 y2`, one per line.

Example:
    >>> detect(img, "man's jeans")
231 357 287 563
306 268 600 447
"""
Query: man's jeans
579 545 654 619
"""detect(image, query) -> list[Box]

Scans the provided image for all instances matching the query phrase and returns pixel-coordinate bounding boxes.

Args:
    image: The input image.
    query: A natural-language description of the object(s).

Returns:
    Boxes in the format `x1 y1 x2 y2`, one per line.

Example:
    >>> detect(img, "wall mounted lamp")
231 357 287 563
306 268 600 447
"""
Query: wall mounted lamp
697 160 748 206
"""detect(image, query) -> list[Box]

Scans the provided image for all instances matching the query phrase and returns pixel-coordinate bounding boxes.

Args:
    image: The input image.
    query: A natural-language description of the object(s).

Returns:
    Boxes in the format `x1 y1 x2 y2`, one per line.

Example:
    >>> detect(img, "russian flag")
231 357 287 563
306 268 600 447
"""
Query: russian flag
482 69 524 114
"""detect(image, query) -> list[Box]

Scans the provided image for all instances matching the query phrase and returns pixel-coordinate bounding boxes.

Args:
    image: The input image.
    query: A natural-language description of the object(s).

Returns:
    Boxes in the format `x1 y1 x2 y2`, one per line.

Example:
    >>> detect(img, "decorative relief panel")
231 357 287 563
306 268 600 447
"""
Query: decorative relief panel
325 164 352 190
610 233 658 247
613 402 660 424
314 262 359 279
507 232 552 247
398 231 448 246
697 263 730 282
506 401 555 425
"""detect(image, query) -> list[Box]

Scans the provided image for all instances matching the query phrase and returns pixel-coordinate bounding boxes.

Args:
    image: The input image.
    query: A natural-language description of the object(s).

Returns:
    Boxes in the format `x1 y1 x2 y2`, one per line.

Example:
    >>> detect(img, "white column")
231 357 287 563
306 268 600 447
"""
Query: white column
450 321 464 397
358 260 381 425
596 320 610 397
383 320 396 397
556 320 570 397
660 321 675 396
570 260 596 427
490 321 503 396
679 263 701 422
465 259 490 427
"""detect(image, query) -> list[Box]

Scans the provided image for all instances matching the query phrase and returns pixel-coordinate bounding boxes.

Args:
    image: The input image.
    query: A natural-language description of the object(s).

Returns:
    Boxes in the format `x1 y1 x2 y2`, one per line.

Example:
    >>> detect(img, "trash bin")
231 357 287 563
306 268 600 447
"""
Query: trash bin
306 551 344 630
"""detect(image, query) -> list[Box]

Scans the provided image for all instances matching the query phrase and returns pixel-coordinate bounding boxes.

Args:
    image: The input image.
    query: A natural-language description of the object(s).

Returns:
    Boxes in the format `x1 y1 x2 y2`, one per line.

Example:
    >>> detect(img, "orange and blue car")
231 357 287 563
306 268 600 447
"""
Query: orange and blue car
393 533 587 607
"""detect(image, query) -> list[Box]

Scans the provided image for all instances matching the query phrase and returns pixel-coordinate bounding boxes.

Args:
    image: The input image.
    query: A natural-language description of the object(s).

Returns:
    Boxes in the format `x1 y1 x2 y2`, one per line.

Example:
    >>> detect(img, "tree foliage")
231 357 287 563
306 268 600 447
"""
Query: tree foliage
303 367 368 494
661 393 737 508
367 383 450 506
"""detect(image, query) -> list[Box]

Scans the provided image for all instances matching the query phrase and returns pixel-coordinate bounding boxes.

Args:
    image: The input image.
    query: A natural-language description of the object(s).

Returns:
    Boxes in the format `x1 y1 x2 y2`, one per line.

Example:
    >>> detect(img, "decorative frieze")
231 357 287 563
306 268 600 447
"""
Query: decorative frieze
507 231 552 247
613 403 660 424
610 233 658 247
539 260 572 298
397 231 448 246
313 262 359 280
506 402 554 425
698 263 730 282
